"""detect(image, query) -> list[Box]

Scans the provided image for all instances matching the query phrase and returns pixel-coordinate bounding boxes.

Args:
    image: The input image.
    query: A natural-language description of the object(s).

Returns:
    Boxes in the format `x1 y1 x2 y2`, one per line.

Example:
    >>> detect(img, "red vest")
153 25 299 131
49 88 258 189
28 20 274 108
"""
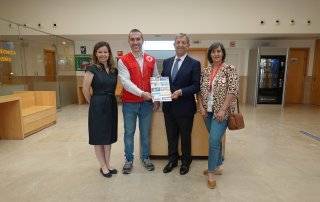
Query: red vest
121 52 155 102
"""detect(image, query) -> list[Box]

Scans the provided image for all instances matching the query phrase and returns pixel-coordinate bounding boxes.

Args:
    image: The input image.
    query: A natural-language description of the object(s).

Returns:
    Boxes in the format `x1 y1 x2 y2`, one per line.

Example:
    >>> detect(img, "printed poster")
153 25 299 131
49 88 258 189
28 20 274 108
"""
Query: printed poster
150 77 172 102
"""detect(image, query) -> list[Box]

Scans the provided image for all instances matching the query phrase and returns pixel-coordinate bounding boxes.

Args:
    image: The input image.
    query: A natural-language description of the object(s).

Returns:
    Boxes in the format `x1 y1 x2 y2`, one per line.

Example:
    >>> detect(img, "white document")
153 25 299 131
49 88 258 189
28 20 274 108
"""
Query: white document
150 77 172 102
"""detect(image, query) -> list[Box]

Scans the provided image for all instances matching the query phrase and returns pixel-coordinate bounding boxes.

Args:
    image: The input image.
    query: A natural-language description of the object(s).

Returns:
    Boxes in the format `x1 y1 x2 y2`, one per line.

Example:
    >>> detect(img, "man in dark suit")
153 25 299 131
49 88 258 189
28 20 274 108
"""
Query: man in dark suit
161 33 201 175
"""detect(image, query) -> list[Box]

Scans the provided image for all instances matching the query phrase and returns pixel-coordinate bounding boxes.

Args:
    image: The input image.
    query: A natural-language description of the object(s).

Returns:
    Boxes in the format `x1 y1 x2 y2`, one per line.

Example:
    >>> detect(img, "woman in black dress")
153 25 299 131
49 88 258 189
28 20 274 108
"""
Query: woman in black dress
82 41 118 178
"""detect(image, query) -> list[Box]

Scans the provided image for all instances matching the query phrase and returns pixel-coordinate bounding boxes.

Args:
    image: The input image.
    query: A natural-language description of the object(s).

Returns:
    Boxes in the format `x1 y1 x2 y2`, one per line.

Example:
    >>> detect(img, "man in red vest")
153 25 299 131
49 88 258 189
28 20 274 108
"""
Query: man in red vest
118 29 159 174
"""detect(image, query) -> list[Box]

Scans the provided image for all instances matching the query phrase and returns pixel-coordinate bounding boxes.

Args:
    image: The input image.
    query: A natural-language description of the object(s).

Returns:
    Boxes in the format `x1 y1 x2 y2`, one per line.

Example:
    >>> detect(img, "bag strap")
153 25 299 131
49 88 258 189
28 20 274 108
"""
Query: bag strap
236 98 240 113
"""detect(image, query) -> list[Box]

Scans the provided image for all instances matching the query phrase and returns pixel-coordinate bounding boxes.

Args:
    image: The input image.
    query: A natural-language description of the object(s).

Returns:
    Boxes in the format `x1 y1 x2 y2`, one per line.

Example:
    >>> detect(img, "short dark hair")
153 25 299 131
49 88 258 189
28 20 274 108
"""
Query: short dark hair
128 28 143 39
92 41 115 71
207 42 226 64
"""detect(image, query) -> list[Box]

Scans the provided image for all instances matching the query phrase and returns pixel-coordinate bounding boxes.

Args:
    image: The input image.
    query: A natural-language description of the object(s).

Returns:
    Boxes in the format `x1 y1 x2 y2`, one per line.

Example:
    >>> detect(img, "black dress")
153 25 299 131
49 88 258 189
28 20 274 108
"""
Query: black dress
87 65 118 145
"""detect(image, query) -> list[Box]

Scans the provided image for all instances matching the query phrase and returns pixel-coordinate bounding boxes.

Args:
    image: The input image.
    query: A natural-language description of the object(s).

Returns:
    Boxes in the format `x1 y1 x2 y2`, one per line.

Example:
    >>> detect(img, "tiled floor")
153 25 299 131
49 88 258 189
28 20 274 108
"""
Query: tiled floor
0 104 319 202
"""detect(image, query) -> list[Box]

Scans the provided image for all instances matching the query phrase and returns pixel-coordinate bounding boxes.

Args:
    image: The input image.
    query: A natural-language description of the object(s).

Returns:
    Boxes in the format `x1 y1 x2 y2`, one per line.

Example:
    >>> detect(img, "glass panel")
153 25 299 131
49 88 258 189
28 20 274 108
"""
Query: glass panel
0 20 26 95
54 36 77 107
0 19 76 107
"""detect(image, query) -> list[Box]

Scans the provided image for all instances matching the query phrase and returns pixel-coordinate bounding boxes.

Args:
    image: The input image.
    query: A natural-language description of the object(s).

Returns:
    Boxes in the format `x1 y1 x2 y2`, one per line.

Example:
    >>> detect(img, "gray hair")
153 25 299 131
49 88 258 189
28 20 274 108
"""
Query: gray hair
174 33 190 44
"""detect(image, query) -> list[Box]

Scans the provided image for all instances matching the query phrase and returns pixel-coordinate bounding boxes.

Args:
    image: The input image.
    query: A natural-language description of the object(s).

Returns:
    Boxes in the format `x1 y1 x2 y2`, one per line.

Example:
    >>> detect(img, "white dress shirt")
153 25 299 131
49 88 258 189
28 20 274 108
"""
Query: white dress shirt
170 53 187 77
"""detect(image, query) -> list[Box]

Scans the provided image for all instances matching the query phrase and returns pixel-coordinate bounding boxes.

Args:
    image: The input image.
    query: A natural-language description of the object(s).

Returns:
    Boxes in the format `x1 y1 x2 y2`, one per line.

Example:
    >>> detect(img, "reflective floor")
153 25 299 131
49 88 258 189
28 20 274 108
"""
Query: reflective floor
0 104 319 202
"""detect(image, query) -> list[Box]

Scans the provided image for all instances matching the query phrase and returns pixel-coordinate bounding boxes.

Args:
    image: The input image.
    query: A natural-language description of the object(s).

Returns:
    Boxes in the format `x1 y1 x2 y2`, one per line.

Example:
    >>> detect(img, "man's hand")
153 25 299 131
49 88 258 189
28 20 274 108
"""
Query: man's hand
153 101 160 111
171 89 182 100
141 92 152 100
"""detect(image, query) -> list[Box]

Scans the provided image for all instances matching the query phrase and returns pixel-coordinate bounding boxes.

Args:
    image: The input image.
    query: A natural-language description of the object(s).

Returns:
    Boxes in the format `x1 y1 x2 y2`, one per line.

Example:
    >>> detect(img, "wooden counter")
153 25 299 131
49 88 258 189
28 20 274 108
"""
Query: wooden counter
0 95 24 139
150 111 226 158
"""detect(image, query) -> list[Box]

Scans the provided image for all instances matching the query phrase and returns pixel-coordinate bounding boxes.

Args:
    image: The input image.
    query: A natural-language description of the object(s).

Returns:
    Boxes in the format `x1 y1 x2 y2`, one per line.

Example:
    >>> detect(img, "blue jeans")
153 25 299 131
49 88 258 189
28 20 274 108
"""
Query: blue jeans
122 102 153 162
204 112 227 172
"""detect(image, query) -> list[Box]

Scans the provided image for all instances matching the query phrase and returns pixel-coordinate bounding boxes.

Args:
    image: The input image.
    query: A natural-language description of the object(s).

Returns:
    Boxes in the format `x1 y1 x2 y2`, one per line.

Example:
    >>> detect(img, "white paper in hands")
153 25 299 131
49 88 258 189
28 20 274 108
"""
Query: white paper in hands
150 77 172 102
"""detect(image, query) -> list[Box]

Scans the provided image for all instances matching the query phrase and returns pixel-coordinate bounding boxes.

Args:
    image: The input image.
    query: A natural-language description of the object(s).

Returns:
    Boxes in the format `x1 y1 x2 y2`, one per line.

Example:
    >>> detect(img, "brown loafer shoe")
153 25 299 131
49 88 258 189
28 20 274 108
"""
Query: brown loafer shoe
203 168 223 176
207 180 216 189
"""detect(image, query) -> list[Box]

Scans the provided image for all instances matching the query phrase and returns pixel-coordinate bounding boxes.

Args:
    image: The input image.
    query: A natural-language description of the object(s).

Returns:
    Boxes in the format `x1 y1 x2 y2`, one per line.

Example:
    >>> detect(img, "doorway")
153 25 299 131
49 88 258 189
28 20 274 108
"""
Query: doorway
310 39 320 105
284 48 309 104
0 62 12 84
188 48 208 67
44 49 56 81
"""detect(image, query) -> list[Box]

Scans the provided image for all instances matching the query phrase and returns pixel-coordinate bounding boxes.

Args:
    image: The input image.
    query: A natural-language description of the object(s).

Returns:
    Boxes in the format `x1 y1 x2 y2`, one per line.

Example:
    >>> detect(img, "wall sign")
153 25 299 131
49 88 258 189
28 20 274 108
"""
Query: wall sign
75 54 92 71
0 48 16 62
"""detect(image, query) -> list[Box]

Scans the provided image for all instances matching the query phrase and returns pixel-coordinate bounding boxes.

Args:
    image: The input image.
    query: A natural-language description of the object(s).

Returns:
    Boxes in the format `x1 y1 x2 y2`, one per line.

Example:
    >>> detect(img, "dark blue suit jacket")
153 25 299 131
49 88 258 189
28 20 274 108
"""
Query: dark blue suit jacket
161 55 201 117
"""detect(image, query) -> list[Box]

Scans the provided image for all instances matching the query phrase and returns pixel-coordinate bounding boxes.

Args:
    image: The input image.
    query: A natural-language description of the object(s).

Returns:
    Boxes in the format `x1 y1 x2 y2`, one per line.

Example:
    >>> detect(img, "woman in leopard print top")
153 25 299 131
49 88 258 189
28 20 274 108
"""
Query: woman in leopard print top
198 42 239 189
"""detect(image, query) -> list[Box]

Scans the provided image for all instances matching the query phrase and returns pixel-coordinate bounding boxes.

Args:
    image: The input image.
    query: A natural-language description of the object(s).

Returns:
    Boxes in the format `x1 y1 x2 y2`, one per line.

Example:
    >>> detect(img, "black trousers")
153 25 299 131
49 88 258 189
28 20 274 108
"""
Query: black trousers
164 112 194 166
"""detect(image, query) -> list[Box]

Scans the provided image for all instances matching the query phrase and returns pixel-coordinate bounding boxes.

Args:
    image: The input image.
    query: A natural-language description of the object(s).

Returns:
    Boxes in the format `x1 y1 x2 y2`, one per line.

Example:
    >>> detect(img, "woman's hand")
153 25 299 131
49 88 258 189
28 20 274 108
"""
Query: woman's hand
199 106 207 118
82 71 94 104
215 109 226 122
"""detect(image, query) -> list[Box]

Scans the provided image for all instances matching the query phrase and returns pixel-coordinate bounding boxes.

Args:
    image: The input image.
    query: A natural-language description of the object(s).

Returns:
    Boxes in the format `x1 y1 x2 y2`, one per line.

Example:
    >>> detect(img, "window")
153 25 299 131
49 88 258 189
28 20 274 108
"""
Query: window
143 41 174 50
143 41 175 72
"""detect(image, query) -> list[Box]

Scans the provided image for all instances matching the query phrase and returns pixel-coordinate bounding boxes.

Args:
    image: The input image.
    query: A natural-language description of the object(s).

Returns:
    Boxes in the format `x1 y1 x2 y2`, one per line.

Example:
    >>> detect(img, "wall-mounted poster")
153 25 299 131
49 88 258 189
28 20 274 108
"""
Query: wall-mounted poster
75 54 92 71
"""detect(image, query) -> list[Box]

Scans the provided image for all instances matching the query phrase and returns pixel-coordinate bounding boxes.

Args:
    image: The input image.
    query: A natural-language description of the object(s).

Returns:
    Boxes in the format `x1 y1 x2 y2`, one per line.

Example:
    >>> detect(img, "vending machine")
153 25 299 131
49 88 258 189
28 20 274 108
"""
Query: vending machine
257 55 286 104
246 47 288 106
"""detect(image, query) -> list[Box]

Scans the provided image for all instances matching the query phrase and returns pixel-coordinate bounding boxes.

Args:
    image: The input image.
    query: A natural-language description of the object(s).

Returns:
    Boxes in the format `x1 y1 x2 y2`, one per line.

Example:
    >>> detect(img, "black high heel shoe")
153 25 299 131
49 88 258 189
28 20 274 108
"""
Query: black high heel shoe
108 168 118 174
100 168 112 178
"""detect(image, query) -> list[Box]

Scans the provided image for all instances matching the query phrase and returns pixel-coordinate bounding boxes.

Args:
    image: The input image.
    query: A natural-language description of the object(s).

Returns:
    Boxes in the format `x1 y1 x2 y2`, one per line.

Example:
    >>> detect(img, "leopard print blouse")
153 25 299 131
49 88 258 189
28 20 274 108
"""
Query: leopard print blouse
200 63 240 120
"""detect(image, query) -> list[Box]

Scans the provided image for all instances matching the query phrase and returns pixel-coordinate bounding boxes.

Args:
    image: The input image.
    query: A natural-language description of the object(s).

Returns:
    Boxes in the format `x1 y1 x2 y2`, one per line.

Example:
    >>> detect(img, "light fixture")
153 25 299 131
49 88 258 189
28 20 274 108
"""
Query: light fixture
307 19 311 25
290 19 295 25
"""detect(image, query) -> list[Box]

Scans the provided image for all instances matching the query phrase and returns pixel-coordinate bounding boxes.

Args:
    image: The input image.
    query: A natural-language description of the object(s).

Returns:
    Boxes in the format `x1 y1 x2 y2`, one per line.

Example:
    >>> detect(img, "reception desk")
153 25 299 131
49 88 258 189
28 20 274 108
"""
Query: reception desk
150 111 227 157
